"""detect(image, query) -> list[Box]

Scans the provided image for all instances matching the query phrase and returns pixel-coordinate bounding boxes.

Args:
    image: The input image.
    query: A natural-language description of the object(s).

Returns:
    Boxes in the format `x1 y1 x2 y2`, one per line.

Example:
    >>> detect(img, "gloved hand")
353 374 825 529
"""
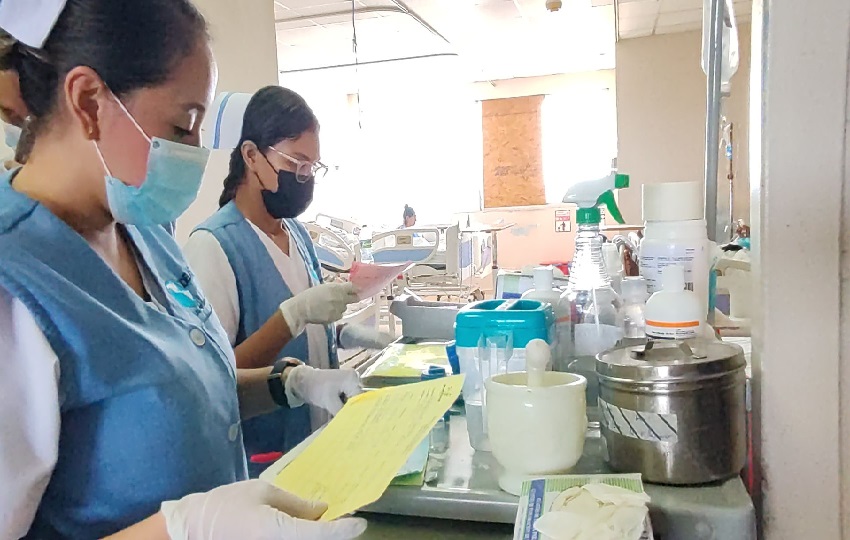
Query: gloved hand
285 365 363 415
339 325 395 350
280 282 359 336
160 479 367 540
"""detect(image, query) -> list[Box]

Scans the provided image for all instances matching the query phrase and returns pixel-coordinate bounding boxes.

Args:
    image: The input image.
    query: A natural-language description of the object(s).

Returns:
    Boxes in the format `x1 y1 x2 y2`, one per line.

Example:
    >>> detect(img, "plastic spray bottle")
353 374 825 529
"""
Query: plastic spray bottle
556 172 629 415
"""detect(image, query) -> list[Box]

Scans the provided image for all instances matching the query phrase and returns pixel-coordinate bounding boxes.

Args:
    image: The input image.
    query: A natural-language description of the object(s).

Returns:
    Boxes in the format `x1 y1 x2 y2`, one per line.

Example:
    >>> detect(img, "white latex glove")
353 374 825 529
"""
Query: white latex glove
285 365 363 415
338 324 395 350
160 479 367 540
280 282 359 336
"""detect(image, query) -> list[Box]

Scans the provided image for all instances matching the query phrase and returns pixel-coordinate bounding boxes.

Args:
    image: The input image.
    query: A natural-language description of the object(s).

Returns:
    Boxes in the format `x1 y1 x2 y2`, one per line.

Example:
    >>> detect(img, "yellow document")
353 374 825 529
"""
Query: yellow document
274 375 463 521
365 342 451 378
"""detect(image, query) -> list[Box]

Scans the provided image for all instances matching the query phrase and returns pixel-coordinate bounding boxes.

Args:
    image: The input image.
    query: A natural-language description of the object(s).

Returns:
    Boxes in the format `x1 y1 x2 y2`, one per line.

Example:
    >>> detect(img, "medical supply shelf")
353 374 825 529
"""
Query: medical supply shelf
354 345 757 540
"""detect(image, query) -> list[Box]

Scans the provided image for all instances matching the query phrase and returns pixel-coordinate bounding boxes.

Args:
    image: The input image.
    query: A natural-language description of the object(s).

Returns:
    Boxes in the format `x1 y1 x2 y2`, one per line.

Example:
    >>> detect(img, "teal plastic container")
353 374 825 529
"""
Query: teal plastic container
454 299 555 451
455 299 554 349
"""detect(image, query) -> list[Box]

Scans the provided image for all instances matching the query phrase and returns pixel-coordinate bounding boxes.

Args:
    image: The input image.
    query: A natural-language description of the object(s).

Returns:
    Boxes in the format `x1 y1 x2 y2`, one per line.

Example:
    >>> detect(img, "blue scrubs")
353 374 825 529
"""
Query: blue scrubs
0 172 247 539
195 201 338 477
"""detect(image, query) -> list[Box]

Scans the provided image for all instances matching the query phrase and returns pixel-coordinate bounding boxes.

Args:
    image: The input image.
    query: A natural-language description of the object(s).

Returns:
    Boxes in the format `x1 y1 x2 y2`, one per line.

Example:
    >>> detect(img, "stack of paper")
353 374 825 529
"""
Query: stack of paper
390 438 430 486
349 261 414 300
362 342 451 384
270 376 463 521
261 432 431 488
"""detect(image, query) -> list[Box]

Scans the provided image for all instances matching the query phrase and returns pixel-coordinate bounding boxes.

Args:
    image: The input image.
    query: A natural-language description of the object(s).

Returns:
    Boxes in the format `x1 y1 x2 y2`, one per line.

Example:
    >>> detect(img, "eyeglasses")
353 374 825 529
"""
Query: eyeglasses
267 147 328 183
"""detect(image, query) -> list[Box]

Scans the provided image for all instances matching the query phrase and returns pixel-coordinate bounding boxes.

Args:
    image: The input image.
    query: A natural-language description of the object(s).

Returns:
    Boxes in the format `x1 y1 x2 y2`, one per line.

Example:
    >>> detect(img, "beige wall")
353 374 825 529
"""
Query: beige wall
616 26 752 226
175 0 279 243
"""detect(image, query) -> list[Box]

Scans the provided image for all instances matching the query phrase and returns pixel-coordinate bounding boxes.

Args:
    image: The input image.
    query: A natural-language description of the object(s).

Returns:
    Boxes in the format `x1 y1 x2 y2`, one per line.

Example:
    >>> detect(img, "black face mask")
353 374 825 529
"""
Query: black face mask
260 169 314 219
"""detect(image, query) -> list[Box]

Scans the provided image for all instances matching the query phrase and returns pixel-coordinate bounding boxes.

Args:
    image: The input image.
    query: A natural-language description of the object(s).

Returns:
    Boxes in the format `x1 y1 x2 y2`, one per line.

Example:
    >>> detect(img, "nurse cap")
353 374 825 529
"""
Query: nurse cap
0 0 68 48
200 92 254 150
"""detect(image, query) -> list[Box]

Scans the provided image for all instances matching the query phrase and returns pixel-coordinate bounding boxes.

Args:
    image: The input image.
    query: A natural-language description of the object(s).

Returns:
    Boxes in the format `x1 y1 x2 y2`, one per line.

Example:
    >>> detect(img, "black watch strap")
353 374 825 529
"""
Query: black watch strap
268 359 299 408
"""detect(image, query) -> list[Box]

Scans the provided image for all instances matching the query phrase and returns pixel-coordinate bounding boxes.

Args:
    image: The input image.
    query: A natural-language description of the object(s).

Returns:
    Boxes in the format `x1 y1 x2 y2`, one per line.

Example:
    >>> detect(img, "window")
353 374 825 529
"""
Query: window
542 88 617 203
288 58 483 229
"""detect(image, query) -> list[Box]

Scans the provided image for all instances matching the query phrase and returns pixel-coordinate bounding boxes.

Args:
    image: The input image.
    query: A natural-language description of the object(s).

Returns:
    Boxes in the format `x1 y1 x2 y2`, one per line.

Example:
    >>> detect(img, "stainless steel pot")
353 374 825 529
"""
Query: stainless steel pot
596 339 747 485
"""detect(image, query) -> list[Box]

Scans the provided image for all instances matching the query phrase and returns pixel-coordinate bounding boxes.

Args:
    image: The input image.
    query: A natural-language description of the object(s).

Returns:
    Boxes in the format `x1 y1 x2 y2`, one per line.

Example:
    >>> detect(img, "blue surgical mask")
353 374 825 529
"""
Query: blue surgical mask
103 138 209 226
95 97 210 226
4 123 21 150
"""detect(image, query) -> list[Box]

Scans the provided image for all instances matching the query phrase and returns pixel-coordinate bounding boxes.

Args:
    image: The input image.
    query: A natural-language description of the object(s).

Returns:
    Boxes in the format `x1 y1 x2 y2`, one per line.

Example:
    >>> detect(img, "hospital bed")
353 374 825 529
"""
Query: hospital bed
371 226 443 267
304 221 361 277
372 225 480 301
314 213 362 238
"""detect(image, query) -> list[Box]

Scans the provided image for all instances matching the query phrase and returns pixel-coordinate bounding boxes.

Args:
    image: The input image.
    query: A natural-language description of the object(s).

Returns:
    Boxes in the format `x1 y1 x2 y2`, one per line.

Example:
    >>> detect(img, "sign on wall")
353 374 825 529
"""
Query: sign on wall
555 209 571 232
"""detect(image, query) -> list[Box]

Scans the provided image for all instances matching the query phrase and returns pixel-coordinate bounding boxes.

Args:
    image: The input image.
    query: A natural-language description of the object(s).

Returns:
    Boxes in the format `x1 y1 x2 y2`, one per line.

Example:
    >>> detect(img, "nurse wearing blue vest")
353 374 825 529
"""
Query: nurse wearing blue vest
184 86 392 476
0 29 29 170
0 0 366 539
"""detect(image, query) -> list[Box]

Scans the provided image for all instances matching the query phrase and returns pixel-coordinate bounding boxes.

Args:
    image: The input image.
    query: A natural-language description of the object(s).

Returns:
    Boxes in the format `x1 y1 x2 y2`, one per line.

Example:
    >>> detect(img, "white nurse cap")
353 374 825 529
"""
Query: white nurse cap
200 92 254 150
0 0 68 48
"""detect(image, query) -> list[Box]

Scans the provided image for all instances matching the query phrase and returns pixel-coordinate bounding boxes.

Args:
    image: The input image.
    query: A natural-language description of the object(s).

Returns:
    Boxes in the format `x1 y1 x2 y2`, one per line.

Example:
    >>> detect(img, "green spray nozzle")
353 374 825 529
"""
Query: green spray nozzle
597 190 625 224
563 172 629 225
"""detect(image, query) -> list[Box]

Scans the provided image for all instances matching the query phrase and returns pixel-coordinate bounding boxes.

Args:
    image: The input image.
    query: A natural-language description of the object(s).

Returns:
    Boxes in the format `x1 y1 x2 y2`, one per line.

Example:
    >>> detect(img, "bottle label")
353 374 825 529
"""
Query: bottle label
645 319 699 340
639 244 702 293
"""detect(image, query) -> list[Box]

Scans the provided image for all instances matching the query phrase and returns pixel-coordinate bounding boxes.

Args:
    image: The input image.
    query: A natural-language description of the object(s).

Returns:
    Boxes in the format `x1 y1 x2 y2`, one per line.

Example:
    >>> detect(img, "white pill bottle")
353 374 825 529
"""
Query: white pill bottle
639 181 710 320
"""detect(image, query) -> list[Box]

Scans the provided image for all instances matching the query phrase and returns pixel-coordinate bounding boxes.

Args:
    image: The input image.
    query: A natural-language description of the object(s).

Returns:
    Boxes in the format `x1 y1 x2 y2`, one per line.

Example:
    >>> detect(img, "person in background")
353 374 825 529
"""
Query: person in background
0 30 30 169
184 85 393 477
0 0 365 538
401 203 416 228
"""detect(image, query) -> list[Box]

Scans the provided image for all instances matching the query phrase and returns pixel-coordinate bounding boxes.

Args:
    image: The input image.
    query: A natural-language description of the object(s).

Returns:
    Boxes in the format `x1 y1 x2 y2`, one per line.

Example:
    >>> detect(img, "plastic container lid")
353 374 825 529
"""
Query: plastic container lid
421 365 448 381
596 340 746 383
533 266 555 290
454 299 554 349
621 276 648 301
642 181 704 222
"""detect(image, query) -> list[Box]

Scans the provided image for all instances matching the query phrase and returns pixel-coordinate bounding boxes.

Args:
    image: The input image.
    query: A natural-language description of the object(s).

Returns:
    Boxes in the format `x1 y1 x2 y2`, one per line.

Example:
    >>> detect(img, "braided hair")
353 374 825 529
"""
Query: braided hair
219 86 318 207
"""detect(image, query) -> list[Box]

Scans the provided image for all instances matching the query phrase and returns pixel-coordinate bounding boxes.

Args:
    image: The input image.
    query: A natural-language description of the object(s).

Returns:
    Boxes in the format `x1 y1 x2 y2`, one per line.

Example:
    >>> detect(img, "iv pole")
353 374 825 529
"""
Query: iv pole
704 0 725 243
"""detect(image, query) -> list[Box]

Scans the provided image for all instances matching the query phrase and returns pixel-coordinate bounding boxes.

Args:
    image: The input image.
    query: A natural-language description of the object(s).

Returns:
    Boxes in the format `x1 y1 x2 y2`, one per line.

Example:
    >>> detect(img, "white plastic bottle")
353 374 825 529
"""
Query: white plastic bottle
639 181 709 321
602 243 624 295
618 276 649 339
645 265 702 340
521 266 562 306
523 266 566 355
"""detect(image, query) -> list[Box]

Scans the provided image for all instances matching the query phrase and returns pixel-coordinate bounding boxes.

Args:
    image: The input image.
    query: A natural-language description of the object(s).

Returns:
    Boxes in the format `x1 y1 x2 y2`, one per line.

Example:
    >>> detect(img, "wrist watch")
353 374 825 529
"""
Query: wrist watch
267 359 300 408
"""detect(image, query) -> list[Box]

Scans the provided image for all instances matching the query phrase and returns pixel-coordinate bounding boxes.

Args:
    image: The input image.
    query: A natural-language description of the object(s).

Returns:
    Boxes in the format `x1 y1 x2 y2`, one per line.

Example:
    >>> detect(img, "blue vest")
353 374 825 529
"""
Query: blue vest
194 202 337 471
0 173 248 539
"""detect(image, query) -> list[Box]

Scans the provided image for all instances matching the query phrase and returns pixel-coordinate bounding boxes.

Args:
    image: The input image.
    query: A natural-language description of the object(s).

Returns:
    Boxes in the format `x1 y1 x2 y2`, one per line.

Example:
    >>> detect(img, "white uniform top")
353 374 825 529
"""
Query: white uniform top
0 289 60 538
183 219 331 428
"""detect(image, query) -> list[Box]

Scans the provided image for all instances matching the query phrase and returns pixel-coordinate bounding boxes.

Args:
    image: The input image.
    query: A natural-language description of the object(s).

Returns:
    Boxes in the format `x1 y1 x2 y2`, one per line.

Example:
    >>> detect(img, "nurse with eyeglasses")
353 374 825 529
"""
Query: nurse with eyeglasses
185 86 393 478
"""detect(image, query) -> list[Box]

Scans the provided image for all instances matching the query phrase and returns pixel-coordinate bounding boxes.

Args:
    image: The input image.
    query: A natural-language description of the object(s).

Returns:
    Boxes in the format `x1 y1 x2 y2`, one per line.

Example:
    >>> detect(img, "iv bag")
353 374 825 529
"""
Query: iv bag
701 0 740 94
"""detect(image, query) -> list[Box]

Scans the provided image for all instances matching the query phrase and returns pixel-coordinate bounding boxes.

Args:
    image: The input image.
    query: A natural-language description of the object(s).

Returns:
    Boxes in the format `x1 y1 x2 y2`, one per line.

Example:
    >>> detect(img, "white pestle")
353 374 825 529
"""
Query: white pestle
525 338 550 388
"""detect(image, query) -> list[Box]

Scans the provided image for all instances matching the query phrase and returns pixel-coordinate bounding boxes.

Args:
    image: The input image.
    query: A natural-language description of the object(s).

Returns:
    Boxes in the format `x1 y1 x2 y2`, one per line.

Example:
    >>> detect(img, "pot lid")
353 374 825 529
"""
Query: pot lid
596 339 746 382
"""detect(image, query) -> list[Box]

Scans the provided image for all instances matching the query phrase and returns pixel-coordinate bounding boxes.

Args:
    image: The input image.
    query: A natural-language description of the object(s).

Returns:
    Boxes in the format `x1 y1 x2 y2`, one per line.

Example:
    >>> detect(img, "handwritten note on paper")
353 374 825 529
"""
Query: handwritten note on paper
349 261 414 300
273 375 464 521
